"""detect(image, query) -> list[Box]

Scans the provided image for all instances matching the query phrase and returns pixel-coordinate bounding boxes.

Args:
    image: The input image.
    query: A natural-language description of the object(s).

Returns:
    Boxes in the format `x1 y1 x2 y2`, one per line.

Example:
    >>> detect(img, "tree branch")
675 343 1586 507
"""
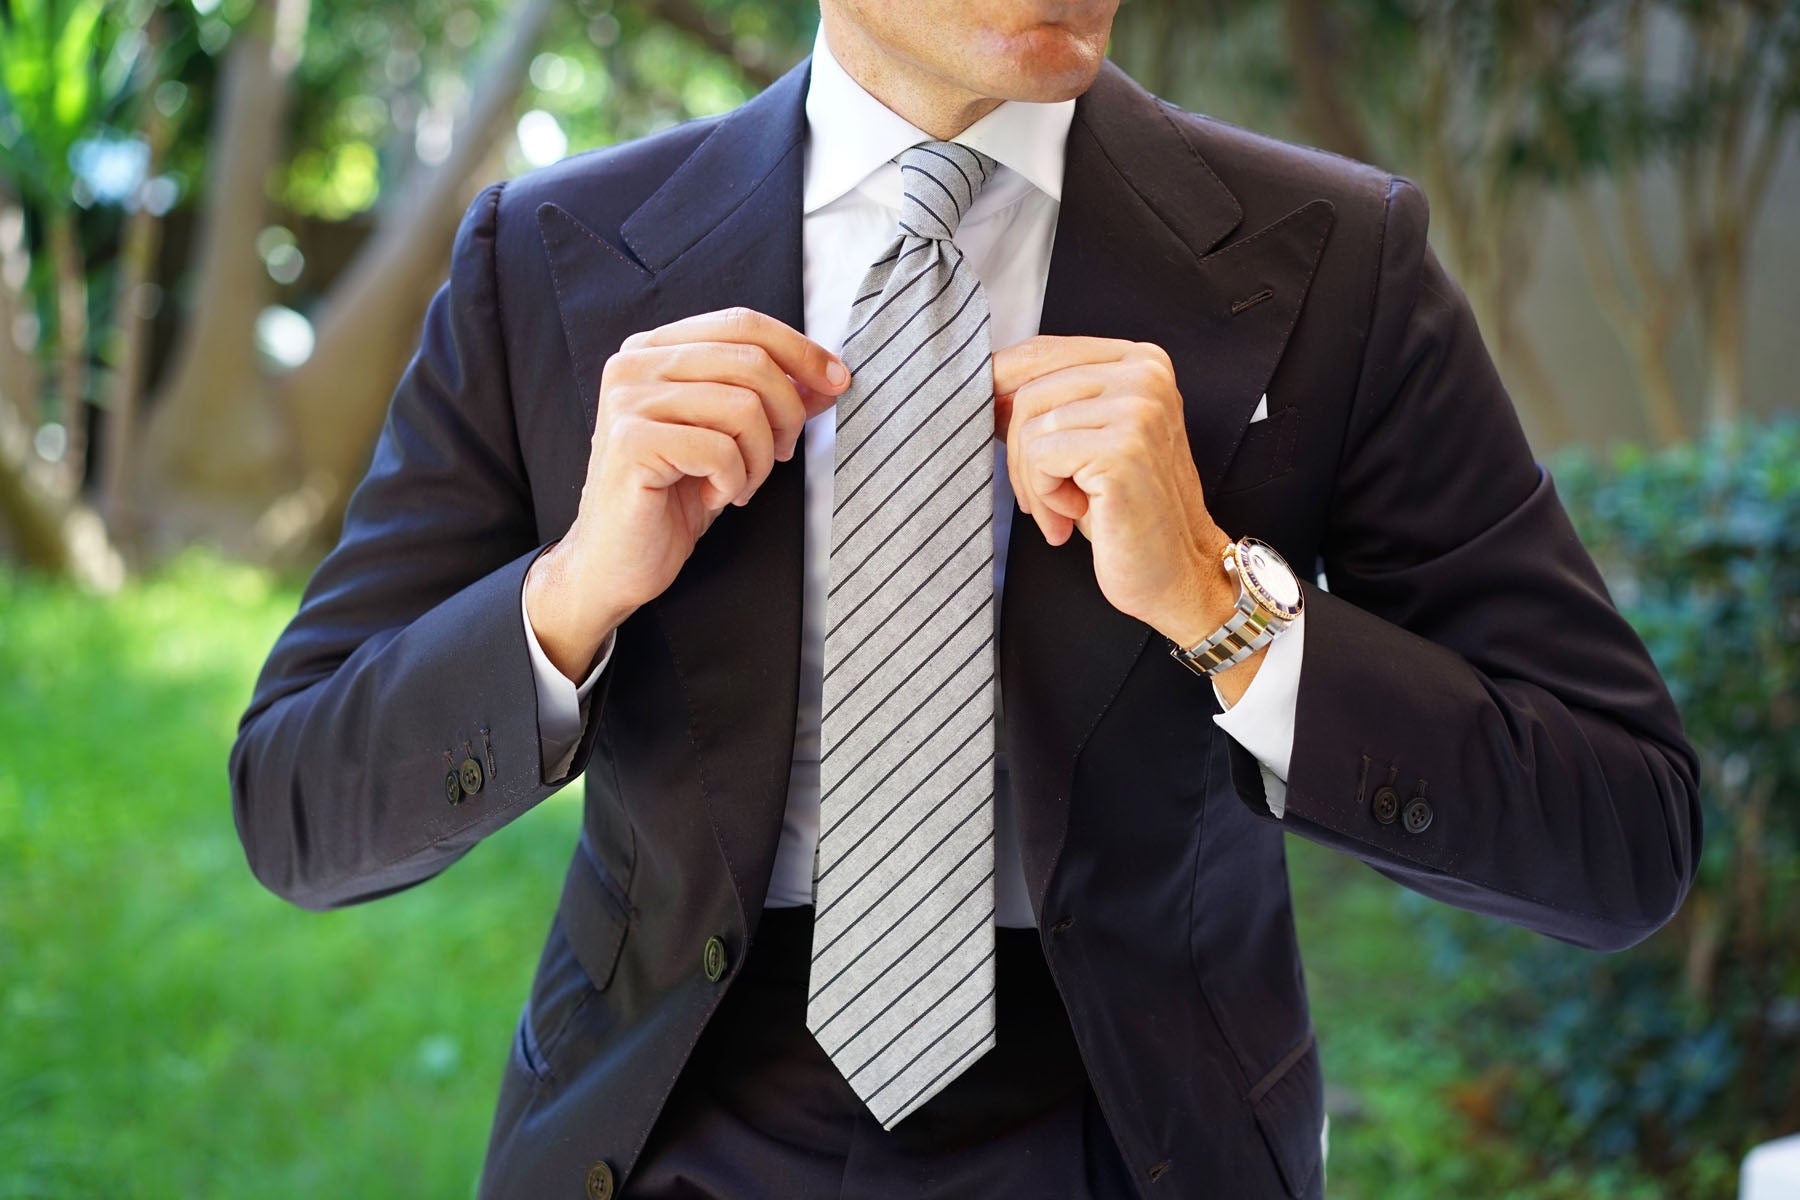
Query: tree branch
636 0 779 90
1277 0 1375 161
273 0 558 544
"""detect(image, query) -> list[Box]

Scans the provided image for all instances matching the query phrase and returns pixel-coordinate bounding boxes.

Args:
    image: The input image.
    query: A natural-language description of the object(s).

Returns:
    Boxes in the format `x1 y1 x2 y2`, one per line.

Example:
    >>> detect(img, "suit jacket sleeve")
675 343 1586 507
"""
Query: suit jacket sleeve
1228 175 1702 952
229 180 611 911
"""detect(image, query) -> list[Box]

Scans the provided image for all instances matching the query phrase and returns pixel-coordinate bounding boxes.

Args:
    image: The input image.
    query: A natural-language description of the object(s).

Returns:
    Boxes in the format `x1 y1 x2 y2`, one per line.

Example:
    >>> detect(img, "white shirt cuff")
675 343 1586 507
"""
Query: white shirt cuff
1209 608 1305 819
522 579 616 780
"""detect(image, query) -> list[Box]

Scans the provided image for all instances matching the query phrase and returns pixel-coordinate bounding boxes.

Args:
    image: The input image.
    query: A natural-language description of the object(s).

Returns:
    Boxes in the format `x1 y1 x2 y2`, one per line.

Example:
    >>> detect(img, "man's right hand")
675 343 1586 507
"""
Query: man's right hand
525 307 852 682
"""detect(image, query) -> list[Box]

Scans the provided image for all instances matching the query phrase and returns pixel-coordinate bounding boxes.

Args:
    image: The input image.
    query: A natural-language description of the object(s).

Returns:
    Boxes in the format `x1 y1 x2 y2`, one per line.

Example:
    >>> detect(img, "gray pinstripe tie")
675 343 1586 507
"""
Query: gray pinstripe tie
806 140 999 1130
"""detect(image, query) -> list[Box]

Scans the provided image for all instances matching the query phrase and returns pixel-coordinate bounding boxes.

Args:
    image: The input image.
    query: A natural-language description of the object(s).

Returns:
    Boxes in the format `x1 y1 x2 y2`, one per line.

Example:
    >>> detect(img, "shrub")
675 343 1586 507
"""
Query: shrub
1418 420 1800 1197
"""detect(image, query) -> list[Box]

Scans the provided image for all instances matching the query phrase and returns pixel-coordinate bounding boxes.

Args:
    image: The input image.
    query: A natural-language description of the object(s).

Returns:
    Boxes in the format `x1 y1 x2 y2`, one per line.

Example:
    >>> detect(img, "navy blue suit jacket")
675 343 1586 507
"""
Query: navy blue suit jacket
230 56 1701 1199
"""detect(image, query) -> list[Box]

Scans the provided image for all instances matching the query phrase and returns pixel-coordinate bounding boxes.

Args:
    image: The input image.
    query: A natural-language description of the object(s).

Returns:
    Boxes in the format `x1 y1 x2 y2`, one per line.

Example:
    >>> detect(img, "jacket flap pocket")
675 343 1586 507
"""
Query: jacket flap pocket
559 831 632 992
1248 1029 1325 1197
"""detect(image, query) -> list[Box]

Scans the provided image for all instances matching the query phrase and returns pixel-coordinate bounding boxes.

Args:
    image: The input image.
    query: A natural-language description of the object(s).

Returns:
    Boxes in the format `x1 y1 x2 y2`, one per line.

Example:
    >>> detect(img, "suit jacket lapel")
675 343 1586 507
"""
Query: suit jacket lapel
538 59 814 934
1003 62 1336 913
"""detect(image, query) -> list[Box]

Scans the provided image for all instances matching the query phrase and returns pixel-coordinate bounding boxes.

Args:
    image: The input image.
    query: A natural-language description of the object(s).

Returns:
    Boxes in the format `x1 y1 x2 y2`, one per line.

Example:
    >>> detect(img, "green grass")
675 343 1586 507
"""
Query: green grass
0 551 1666 1198
0 552 581 1198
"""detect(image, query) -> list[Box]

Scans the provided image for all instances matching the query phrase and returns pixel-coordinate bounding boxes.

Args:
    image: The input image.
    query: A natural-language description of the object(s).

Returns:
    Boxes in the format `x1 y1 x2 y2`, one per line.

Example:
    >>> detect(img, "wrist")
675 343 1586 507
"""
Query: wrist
1158 530 1295 703
525 541 633 682
1211 643 1269 707
1153 527 1237 650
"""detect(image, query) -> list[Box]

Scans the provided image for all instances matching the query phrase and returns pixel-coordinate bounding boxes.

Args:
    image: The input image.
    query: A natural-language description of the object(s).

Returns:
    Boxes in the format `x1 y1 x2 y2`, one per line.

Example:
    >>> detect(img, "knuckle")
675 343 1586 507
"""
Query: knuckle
722 305 759 335
1134 340 1173 369
598 380 638 418
726 341 768 371
1130 393 1164 427
1129 358 1162 390
600 347 634 389
1125 423 1157 460
606 412 646 451
726 385 766 427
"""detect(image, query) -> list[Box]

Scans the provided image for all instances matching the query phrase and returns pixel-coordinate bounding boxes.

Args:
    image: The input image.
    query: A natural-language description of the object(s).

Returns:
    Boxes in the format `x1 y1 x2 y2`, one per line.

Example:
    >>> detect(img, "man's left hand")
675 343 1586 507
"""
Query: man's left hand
993 335 1260 692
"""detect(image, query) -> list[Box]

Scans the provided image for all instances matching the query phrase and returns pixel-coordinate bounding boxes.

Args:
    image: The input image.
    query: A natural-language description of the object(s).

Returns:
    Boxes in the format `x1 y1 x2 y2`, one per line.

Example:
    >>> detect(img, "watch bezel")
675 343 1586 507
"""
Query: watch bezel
1230 537 1303 622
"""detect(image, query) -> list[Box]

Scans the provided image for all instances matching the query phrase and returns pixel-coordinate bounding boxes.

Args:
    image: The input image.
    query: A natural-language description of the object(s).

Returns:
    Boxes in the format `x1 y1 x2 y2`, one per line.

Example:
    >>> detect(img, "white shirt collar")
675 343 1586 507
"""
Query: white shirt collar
801 21 1075 215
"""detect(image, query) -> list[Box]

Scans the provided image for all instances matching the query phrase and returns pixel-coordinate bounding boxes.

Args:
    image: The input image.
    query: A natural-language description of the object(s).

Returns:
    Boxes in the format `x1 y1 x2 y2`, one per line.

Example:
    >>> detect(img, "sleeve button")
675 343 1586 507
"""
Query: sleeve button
1402 798 1434 833
444 771 464 806
585 1160 615 1200
459 757 485 796
1370 785 1400 824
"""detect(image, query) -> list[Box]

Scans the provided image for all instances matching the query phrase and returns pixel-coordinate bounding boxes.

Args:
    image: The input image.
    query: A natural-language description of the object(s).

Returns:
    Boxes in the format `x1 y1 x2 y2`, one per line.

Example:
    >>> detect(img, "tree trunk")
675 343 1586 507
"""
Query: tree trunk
100 194 168 554
100 10 179 557
1277 0 1374 162
1626 328 1688 446
1703 221 1746 426
139 0 310 511
0 392 68 569
269 0 556 549
46 209 88 493
0 193 41 428
0 388 123 588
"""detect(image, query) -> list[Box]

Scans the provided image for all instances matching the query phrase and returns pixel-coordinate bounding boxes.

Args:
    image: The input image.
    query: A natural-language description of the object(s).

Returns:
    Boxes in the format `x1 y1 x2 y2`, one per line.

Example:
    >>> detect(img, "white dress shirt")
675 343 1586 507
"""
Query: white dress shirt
523 25 1305 927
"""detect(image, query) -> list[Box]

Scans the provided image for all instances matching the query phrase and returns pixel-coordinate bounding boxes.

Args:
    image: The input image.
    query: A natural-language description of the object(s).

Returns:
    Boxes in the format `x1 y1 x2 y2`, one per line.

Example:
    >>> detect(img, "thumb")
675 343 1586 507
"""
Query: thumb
795 375 845 422
993 390 1014 441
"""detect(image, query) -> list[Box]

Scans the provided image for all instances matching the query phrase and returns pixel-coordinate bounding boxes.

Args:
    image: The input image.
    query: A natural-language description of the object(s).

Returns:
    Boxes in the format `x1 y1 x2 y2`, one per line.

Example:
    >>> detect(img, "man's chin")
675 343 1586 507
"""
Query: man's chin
971 28 1109 102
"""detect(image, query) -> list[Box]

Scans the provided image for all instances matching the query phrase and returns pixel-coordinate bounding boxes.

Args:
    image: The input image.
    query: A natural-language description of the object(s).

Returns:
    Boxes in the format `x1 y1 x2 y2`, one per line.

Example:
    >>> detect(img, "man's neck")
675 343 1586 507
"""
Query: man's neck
822 15 1003 140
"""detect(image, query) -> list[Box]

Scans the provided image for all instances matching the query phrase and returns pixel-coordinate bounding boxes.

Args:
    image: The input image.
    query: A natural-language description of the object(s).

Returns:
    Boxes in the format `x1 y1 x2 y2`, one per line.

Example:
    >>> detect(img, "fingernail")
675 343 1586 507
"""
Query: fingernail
827 359 850 388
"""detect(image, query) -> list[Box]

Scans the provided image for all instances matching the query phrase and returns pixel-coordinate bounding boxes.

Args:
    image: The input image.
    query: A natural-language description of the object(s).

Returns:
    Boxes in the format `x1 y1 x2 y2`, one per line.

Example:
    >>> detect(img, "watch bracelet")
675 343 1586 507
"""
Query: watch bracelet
1168 606 1276 676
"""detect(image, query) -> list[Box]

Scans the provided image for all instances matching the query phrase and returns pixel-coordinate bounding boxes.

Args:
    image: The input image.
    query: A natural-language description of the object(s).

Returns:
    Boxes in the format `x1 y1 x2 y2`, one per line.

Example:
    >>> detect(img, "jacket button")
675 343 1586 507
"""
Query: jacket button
1370 785 1400 824
1403 798 1434 833
702 935 728 982
443 771 463 806
585 1160 615 1200
458 757 484 796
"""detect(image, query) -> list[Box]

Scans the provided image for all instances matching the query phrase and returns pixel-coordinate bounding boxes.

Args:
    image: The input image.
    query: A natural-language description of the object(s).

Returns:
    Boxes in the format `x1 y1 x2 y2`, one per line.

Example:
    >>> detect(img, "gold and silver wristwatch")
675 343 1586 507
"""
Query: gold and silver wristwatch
1167 536 1303 677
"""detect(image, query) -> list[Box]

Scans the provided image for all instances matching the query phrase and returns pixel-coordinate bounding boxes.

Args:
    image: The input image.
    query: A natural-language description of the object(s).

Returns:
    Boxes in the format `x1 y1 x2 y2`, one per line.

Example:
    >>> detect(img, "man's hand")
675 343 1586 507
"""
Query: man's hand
526 307 852 681
993 335 1266 701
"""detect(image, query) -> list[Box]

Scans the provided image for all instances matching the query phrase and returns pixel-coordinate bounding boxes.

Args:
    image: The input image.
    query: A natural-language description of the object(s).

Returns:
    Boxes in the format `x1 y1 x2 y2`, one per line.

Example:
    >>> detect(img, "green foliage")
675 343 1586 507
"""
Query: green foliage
1556 422 1800 806
1403 421 1800 1198
0 0 110 196
281 0 817 219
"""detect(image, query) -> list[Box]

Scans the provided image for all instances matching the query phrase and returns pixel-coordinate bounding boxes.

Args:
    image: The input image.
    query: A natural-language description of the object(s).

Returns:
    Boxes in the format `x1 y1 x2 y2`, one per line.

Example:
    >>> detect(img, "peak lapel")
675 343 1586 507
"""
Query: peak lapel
1003 62 1336 912
537 59 814 932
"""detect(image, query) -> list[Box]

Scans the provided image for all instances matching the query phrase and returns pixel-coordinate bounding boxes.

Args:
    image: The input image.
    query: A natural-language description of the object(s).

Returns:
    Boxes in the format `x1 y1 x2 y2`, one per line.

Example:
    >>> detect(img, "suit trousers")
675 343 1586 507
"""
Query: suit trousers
626 905 1141 1199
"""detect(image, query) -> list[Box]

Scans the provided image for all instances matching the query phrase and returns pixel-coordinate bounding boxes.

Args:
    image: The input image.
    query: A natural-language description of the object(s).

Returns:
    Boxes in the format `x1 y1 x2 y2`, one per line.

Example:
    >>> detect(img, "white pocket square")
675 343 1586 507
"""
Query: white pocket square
1250 393 1270 423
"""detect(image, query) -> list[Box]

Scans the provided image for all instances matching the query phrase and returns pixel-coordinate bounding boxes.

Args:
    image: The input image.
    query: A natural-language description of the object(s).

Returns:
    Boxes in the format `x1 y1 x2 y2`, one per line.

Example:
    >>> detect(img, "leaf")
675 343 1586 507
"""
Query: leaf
51 0 107 134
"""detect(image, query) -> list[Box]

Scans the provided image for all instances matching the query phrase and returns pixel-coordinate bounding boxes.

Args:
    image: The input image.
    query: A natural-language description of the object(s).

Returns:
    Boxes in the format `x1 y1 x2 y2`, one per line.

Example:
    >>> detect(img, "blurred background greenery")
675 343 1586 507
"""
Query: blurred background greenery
1 1 1795 1196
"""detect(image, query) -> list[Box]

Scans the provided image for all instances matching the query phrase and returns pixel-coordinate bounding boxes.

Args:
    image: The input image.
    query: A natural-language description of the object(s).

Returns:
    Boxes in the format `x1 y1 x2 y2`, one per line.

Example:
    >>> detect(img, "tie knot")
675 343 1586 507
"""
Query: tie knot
895 141 997 241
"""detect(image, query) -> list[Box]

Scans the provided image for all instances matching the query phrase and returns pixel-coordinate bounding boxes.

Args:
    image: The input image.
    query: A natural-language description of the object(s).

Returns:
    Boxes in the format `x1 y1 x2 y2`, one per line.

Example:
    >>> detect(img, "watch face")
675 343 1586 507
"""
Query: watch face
1238 538 1302 616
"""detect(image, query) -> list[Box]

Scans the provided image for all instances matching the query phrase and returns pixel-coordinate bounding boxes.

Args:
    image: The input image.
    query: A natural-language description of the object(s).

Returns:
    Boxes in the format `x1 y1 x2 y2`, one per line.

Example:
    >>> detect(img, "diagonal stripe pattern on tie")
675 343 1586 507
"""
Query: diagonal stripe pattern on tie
807 140 1001 1131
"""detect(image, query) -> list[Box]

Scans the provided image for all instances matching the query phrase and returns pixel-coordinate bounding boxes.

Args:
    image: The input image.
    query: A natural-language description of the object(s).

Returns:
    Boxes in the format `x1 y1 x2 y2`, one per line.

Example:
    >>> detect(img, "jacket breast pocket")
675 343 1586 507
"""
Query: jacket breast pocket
1214 406 1299 496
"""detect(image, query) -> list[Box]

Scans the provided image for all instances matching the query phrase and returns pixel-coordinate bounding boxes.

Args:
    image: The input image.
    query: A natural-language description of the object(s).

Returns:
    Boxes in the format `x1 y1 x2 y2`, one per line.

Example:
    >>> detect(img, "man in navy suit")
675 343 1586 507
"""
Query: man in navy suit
231 2 1700 1196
